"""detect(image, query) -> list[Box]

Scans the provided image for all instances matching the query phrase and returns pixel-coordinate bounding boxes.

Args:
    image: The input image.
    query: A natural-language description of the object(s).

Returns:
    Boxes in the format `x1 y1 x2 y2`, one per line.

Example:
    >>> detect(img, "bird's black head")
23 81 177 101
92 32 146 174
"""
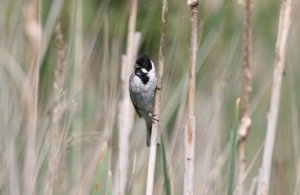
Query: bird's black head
135 54 152 71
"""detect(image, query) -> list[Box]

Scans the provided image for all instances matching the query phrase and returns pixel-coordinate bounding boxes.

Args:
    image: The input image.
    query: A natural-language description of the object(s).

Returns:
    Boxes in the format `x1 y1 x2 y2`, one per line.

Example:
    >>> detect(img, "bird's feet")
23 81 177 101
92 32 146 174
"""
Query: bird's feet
149 113 159 123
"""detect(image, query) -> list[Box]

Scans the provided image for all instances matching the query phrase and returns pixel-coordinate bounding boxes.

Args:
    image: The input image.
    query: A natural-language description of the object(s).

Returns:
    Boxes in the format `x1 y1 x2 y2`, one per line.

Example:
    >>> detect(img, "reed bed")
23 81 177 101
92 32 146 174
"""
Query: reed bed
0 0 299 195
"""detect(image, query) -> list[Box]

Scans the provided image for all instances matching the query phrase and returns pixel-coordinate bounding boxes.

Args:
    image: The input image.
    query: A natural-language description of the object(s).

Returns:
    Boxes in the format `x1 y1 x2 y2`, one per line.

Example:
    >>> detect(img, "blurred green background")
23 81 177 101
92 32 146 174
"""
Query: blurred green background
0 0 299 194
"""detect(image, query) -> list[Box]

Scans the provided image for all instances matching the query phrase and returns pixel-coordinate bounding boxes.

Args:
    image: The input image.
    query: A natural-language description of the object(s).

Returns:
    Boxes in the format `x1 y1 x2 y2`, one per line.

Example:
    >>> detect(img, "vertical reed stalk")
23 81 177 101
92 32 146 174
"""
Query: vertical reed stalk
184 1 198 195
71 0 83 193
115 0 140 194
23 1 41 194
236 0 252 194
145 0 168 194
257 0 292 194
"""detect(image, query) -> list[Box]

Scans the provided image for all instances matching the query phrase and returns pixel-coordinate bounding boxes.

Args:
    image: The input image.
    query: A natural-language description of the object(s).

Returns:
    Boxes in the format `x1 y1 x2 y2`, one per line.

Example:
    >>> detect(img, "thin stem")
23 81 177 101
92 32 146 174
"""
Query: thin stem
71 0 84 193
236 0 252 194
184 1 198 195
257 0 292 194
115 0 140 194
146 0 168 194
23 1 41 194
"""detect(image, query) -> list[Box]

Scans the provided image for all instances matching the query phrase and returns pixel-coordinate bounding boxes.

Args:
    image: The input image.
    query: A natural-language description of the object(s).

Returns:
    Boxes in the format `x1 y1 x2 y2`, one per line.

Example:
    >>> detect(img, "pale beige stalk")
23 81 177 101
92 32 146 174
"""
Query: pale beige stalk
115 0 140 194
184 0 198 195
257 0 293 194
71 0 84 194
146 0 168 194
23 1 41 195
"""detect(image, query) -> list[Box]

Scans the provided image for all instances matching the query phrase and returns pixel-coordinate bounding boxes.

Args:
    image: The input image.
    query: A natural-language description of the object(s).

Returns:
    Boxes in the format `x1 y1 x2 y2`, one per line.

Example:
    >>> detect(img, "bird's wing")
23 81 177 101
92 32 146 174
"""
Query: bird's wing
133 103 142 118
130 93 142 118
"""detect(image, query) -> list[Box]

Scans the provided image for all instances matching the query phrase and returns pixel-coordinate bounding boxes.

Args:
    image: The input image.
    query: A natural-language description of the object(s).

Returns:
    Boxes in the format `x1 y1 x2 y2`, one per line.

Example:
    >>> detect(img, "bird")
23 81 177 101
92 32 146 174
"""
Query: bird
129 54 158 147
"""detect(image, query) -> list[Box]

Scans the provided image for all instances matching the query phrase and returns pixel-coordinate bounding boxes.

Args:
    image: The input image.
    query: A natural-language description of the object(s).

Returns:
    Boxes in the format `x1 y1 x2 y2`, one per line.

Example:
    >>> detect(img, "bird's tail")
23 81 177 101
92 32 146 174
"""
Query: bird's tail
146 122 152 147
146 116 161 147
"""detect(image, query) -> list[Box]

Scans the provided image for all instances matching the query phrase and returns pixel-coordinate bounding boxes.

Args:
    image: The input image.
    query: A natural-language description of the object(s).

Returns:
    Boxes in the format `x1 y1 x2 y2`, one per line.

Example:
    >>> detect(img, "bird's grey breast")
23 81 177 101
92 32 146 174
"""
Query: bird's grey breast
129 73 157 113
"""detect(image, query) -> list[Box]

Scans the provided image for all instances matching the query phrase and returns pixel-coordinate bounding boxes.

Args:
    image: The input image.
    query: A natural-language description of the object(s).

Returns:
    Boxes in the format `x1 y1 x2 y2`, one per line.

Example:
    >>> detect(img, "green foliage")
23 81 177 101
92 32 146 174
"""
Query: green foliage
160 134 172 195
227 100 240 195
0 0 299 194
91 143 110 195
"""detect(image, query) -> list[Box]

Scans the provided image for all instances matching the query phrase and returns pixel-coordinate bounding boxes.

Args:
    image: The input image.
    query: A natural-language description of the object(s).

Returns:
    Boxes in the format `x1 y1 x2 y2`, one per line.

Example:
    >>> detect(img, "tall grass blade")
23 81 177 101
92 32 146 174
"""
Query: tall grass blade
227 99 240 195
161 134 172 195
91 142 110 195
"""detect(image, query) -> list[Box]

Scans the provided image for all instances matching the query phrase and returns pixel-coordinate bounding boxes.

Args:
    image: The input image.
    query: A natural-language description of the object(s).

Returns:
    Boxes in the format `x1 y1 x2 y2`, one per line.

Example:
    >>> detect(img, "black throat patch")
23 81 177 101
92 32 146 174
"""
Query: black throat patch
135 68 149 84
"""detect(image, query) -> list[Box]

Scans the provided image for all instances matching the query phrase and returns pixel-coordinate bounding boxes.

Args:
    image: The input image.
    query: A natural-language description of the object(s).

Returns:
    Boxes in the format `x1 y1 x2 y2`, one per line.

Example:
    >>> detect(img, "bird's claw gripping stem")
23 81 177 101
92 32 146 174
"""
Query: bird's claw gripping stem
149 113 159 123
